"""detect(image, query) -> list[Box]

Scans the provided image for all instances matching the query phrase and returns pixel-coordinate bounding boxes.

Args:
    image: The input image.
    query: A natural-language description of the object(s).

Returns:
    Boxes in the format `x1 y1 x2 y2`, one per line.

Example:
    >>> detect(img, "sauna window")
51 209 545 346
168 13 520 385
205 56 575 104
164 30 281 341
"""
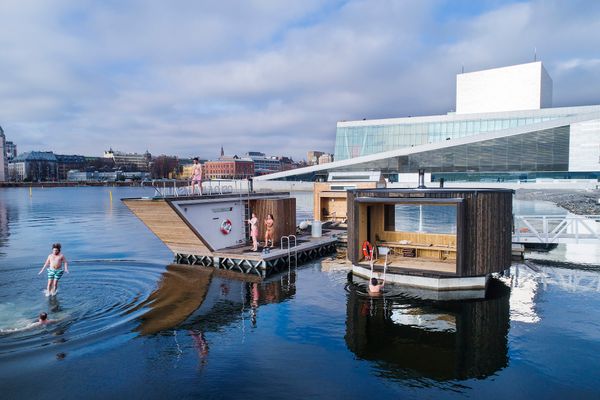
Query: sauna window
384 204 457 234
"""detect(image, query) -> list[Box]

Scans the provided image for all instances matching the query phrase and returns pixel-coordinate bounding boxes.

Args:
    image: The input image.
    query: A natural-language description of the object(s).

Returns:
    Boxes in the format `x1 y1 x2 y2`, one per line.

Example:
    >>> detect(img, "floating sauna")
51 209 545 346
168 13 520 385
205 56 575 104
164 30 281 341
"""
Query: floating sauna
347 186 514 290
314 171 386 223
123 192 337 277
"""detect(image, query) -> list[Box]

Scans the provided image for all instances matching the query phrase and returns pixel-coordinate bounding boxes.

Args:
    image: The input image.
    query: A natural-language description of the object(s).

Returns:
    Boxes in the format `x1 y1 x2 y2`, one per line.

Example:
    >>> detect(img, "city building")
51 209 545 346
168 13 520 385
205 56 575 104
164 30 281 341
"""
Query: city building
203 156 254 180
277 156 296 171
246 151 283 175
5 141 17 161
318 153 334 164
103 149 151 171
0 127 7 182
307 151 324 166
257 61 600 183
55 154 87 181
9 151 58 182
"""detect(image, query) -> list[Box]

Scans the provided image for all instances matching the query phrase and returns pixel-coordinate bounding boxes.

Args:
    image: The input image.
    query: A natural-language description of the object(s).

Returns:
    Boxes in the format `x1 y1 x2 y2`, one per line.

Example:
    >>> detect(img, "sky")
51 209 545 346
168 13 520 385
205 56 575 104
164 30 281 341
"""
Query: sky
1 0 600 161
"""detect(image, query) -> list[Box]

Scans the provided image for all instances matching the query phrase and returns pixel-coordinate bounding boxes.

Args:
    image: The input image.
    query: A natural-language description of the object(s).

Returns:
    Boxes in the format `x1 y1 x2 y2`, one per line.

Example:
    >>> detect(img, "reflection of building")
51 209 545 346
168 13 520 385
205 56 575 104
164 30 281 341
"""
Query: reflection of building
0 198 9 249
103 149 151 171
203 156 255 179
258 62 600 183
345 279 510 381
0 127 7 182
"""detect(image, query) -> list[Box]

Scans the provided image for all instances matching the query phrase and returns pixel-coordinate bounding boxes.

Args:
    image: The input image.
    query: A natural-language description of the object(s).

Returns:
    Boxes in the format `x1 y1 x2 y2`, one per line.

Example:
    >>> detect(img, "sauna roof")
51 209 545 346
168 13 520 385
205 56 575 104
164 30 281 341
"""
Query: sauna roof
349 188 514 195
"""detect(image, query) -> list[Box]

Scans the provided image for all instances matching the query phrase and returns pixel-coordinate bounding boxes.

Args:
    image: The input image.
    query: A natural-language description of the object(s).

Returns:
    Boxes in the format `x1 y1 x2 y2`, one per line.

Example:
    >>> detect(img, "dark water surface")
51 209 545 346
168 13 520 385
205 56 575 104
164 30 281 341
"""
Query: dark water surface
1 187 599 399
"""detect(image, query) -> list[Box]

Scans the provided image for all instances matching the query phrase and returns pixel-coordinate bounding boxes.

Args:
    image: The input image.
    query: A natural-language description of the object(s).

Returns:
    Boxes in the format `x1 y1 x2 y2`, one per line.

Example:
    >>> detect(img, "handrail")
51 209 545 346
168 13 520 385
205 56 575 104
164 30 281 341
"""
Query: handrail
280 234 298 266
145 178 252 198
513 214 600 244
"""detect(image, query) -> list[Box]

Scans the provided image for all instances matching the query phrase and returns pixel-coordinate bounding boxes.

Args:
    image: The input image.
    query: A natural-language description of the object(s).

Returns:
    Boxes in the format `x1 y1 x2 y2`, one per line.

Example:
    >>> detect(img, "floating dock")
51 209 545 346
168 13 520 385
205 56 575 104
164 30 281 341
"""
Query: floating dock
123 191 337 277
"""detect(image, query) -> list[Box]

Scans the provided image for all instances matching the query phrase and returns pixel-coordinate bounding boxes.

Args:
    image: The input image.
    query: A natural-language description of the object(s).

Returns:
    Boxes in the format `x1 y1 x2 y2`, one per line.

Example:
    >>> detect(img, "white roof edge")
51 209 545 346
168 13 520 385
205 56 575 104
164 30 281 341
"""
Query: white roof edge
257 111 600 181
336 104 600 127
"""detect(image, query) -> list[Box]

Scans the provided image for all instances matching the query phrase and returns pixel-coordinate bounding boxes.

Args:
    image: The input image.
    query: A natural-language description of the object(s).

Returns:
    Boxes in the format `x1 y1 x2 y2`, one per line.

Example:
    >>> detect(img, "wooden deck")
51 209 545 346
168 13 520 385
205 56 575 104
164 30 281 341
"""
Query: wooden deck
365 254 457 275
213 231 338 261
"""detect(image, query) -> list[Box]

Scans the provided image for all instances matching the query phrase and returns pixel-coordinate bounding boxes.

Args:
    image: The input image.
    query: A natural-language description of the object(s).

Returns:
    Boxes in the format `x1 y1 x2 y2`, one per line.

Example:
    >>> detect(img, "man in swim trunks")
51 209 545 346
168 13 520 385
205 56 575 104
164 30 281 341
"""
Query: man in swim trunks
191 157 203 195
38 243 69 296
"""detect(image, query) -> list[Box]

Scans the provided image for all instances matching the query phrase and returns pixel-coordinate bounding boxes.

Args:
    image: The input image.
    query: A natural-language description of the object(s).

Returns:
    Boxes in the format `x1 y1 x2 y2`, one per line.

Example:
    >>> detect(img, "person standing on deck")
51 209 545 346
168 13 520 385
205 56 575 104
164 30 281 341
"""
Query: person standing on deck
264 214 275 248
38 243 69 296
191 157 203 195
247 212 259 251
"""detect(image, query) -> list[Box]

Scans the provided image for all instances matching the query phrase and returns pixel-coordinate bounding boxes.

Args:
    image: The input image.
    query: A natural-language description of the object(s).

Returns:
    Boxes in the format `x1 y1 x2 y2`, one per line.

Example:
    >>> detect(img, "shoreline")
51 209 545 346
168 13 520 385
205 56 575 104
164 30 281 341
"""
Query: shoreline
0 181 142 188
515 189 600 215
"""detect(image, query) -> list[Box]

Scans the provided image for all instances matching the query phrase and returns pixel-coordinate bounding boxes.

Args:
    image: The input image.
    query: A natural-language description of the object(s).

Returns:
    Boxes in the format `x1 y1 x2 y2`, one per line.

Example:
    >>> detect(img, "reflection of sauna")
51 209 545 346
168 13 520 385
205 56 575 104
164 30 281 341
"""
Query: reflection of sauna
345 280 510 380
134 264 297 335
347 188 513 290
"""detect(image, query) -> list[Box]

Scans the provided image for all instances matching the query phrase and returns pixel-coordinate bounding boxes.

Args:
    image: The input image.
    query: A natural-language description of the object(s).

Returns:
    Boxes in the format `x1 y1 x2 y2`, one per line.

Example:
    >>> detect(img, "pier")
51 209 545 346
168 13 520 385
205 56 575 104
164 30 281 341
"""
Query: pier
122 188 337 277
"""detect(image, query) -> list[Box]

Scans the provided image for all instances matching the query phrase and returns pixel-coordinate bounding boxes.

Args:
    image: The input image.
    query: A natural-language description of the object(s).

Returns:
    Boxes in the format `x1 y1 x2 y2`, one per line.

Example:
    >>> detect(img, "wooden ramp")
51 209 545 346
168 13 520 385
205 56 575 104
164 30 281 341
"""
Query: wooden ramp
123 198 211 255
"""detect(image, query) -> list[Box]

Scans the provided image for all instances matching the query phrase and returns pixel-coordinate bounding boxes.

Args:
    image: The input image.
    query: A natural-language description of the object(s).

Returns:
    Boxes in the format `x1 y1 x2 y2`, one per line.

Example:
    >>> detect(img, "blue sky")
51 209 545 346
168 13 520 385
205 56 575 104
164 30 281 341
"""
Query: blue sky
1 0 599 160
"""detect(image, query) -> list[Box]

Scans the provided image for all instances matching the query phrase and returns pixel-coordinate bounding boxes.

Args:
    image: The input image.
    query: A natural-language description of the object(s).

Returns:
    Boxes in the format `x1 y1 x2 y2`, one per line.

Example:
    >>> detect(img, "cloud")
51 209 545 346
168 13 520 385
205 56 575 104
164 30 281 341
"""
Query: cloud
1 0 599 160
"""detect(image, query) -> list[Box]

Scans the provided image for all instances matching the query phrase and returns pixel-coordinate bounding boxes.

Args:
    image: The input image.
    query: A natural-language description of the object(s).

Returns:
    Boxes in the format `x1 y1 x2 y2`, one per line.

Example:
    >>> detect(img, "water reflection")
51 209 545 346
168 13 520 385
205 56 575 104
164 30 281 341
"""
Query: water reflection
134 264 297 335
345 280 510 381
0 197 15 254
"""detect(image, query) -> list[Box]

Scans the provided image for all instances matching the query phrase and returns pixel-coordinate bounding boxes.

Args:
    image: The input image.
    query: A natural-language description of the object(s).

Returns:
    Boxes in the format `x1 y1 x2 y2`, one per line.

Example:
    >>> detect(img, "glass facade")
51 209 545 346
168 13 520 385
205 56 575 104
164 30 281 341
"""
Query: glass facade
334 115 566 160
274 126 571 181
403 126 570 173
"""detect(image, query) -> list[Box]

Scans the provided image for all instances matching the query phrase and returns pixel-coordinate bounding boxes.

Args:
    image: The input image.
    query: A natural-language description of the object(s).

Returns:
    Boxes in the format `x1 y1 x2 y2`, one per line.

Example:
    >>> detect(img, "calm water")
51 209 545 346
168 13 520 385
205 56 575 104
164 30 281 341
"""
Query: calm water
0 187 599 399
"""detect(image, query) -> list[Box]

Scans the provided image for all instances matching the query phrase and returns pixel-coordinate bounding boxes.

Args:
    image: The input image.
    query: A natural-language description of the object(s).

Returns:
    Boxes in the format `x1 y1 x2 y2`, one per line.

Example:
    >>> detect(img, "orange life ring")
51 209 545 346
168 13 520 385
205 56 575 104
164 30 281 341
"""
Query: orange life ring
362 241 373 260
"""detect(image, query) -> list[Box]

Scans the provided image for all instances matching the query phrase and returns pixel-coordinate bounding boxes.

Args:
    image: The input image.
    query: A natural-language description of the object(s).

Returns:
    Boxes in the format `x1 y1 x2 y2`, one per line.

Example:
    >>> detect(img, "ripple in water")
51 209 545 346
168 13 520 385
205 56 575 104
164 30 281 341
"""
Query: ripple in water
0 260 165 362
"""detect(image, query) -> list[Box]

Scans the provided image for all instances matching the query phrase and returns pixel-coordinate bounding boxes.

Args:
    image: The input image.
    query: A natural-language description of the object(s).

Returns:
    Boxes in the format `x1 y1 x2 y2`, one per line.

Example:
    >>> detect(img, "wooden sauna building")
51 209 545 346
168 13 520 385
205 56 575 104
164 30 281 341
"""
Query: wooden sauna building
347 187 514 290
313 171 386 223
123 192 337 277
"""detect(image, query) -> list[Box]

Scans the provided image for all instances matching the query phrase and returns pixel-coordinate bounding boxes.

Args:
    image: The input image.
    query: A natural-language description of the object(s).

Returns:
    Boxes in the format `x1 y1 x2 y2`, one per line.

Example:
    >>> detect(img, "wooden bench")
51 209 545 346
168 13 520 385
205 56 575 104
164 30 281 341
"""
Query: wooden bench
377 241 456 260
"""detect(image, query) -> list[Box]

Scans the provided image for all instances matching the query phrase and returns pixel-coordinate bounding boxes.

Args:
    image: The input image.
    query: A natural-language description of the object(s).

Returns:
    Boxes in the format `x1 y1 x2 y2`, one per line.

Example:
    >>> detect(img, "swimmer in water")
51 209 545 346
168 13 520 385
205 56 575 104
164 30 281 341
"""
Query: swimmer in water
38 243 69 296
37 312 53 325
368 277 384 295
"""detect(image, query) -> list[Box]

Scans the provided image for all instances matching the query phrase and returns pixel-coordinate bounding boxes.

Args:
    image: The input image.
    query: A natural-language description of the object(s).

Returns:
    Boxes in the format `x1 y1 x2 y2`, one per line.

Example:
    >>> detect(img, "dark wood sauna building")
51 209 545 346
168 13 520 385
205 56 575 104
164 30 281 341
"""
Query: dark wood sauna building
347 187 514 290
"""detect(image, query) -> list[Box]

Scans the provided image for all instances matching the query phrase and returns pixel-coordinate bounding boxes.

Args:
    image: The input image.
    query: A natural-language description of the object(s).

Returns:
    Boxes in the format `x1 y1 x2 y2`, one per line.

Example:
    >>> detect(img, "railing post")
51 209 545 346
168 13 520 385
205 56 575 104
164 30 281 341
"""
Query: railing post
543 216 548 244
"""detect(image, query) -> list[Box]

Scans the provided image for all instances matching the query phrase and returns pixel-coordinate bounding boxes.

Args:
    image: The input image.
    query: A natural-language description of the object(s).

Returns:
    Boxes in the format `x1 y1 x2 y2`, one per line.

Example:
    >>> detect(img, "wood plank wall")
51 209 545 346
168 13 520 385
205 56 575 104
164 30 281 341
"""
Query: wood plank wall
123 199 212 256
313 182 379 221
249 198 296 245
347 189 513 276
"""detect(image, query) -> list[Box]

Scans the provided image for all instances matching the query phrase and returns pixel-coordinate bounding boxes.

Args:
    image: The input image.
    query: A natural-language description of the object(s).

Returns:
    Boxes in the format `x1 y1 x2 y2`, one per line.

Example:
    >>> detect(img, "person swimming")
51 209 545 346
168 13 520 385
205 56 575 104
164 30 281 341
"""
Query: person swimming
38 243 69 296
368 277 384 295
38 312 52 325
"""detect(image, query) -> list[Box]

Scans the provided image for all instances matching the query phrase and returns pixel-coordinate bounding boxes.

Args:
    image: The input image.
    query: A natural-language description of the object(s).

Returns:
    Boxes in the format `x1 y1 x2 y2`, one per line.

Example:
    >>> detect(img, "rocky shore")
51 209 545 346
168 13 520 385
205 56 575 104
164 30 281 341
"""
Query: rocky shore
515 189 600 215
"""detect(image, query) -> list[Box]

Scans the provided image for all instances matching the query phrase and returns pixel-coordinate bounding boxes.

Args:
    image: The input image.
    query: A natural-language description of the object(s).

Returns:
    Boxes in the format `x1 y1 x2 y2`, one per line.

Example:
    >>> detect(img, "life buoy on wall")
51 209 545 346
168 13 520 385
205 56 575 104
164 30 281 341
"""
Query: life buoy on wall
220 219 233 235
362 241 373 260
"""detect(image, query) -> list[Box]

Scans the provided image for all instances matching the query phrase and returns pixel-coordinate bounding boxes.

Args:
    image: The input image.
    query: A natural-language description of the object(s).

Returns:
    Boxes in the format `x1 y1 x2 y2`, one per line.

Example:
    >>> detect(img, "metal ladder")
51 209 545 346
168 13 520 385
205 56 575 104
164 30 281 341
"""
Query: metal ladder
280 235 297 266
242 195 250 243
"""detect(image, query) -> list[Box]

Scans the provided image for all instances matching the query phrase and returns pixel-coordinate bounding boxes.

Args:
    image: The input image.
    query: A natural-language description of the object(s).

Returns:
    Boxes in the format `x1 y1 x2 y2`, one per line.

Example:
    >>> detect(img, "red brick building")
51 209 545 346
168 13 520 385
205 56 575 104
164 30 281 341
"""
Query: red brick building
203 157 255 179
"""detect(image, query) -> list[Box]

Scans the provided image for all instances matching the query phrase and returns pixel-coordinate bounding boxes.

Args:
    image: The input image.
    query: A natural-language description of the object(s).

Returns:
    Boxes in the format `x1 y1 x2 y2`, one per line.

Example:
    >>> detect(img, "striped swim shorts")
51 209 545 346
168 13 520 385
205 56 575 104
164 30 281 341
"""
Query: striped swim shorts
47 268 64 280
